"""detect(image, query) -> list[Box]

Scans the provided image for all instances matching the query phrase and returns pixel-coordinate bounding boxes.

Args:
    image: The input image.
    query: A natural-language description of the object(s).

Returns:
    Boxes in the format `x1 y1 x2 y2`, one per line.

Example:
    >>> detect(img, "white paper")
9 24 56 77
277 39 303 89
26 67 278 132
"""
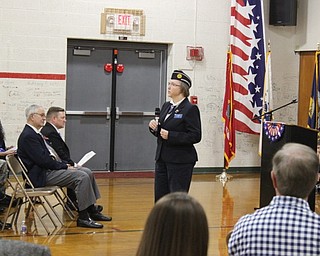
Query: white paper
77 151 96 166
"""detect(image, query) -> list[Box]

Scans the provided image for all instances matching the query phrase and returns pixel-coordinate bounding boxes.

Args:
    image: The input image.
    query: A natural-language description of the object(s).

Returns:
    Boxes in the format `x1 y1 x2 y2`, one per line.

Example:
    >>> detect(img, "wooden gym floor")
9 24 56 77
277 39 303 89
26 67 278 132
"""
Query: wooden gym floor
1 172 319 256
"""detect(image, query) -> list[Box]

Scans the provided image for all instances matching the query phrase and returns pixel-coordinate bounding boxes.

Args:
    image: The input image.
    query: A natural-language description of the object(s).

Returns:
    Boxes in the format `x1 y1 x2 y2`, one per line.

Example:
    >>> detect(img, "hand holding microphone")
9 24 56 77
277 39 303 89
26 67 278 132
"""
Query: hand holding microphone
155 107 161 136
149 107 161 135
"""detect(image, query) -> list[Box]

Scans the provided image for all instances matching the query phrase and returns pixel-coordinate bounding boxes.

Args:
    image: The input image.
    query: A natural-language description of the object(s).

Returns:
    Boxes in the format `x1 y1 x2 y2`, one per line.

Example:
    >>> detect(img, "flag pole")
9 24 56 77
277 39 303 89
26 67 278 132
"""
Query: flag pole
315 46 320 197
217 47 234 187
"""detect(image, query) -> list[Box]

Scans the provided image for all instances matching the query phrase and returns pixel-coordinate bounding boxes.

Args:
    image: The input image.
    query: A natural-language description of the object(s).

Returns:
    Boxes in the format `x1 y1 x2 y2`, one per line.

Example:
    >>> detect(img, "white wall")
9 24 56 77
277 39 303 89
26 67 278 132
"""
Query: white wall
0 0 318 168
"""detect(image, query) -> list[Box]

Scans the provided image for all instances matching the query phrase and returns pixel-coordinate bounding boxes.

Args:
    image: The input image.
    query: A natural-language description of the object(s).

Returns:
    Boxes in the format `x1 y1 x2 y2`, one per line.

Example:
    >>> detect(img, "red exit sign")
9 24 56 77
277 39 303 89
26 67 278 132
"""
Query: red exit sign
114 14 133 30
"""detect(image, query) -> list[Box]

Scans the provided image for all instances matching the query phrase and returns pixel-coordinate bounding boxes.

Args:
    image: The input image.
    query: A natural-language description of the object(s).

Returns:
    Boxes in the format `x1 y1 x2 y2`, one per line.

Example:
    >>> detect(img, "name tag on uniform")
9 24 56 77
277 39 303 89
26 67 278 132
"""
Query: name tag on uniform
174 114 183 119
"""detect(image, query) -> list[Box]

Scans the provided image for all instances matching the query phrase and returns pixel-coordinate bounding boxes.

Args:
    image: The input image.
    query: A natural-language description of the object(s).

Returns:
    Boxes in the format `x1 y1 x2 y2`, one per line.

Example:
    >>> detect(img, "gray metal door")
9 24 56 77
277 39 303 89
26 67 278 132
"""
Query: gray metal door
66 39 167 171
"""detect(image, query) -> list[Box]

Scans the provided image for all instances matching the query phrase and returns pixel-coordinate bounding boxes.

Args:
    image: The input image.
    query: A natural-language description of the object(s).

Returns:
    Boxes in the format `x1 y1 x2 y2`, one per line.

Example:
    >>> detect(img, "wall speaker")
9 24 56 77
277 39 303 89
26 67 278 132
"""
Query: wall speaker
269 0 297 26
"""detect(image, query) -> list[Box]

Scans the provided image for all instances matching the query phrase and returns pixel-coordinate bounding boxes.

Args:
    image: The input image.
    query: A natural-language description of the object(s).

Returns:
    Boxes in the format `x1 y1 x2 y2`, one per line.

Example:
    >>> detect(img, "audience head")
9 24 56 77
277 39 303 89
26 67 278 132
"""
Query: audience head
136 192 209 256
25 104 46 130
46 106 66 129
271 143 319 199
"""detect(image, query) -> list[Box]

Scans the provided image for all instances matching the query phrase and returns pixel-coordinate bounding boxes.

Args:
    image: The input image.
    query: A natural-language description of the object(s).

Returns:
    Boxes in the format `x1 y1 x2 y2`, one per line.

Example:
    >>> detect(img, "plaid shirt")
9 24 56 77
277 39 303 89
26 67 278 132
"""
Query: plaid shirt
228 196 320 256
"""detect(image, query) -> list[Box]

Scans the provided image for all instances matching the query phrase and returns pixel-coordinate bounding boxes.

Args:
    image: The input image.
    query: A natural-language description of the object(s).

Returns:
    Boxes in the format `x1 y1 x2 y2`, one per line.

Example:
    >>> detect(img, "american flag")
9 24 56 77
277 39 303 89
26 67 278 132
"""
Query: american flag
230 0 266 134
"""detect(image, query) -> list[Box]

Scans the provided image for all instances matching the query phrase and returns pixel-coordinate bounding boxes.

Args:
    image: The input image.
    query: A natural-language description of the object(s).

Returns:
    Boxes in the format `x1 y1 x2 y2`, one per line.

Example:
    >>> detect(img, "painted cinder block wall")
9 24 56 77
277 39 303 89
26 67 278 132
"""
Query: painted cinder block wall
0 0 318 168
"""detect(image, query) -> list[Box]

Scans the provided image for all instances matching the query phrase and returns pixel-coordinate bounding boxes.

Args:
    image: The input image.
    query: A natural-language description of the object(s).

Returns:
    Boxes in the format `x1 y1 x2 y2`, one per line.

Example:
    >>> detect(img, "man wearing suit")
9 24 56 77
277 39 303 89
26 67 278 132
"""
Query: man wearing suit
18 104 111 228
41 106 103 213
149 70 202 202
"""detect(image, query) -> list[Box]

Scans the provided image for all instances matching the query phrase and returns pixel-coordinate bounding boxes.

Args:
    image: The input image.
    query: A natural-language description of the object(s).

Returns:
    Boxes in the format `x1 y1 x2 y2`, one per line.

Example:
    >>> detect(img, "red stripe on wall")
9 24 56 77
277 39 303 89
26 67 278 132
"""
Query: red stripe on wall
0 72 66 80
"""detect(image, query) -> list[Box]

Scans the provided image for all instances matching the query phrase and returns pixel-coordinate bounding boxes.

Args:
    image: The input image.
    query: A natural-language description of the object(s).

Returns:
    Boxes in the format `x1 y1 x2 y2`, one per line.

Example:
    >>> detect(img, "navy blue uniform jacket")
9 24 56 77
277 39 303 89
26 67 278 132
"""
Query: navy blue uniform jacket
17 125 68 187
150 98 201 163
41 122 74 166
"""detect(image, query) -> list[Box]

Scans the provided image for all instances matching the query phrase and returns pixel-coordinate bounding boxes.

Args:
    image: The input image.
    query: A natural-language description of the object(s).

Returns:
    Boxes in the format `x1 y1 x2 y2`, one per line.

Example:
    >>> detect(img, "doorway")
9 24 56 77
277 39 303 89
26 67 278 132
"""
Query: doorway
66 39 167 171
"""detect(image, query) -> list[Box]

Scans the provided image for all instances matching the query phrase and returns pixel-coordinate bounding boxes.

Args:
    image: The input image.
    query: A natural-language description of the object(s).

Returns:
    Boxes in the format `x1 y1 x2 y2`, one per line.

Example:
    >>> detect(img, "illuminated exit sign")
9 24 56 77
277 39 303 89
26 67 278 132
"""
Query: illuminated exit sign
114 14 133 30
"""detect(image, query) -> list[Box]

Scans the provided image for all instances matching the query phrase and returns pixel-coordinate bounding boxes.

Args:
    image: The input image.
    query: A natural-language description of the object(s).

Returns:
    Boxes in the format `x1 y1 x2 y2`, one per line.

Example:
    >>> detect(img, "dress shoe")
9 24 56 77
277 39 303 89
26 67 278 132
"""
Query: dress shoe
95 205 103 212
77 218 103 228
89 212 112 221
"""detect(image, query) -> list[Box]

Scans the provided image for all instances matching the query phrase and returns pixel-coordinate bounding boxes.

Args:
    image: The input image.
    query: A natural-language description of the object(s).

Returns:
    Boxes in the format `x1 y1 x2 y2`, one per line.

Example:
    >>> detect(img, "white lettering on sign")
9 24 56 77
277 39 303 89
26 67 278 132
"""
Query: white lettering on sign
114 14 133 30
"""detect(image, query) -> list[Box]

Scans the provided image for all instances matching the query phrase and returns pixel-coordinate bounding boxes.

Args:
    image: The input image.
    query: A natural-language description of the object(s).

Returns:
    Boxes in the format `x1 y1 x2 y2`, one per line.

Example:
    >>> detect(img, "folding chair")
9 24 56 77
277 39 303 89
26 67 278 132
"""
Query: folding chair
15 155 76 220
2 155 74 234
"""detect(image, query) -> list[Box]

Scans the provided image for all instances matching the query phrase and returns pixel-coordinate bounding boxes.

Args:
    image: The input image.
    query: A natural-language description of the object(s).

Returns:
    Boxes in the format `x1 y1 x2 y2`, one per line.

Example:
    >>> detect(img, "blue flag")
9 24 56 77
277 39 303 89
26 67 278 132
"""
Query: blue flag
307 52 320 129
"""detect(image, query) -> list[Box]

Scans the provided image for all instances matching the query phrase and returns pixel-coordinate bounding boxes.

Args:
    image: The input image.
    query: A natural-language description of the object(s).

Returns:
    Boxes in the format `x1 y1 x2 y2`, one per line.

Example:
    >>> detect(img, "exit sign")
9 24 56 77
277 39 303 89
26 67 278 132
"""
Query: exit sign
114 14 133 30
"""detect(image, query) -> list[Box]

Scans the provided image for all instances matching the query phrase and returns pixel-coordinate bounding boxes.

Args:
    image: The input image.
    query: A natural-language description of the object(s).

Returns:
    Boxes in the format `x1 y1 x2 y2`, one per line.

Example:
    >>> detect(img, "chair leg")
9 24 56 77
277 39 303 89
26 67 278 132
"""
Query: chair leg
26 198 52 235
12 198 24 226
1 201 13 231
55 190 76 220
1 195 22 231
41 196 64 227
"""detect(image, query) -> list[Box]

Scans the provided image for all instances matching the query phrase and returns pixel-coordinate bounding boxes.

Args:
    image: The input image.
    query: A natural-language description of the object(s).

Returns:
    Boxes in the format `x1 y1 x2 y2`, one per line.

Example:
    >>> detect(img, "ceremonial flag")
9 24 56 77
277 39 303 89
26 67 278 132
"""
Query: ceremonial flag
230 0 266 134
261 50 273 121
259 49 273 155
222 51 235 169
307 51 320 129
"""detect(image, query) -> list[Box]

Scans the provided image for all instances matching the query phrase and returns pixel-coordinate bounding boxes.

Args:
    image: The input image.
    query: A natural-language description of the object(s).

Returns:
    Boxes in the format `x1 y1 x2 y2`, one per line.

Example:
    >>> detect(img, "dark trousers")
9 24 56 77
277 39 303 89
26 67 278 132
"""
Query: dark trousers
67 188 77 204
154 160 195 202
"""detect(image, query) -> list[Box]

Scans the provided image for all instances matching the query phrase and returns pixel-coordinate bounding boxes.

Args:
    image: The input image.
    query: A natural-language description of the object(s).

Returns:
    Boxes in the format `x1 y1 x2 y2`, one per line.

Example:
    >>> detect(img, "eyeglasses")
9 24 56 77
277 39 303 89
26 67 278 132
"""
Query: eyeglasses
33 113 46 118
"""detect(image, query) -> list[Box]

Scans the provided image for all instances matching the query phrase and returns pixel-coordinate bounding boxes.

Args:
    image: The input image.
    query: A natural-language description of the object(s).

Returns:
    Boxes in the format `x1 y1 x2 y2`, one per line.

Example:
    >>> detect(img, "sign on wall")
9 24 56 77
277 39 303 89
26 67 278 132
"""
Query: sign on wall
100 8 145 36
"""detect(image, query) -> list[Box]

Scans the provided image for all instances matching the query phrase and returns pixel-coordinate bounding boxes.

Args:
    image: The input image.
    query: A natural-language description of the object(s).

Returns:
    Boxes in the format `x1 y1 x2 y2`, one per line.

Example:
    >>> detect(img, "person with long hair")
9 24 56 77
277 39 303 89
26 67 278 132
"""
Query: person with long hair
0 121 16 158
0 120 16 209
136 192 209 256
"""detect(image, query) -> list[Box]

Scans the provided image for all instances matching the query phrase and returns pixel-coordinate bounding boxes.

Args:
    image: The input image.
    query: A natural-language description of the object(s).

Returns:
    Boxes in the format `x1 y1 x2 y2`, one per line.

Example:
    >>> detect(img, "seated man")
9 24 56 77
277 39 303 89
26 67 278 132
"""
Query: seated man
41 106 102 212
17 104 111 229
228 143 320 255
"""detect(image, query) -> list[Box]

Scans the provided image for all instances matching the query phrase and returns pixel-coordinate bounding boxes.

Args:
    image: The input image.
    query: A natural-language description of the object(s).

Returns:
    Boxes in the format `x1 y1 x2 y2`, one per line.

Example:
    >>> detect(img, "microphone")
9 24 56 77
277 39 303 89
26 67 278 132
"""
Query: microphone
155 107 160 123
155 107 161 135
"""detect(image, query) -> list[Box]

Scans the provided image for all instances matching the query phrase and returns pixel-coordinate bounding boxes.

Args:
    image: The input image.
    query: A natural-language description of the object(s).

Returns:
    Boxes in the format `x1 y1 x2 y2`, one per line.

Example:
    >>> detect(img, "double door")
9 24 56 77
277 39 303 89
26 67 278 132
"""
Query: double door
66 39 167 171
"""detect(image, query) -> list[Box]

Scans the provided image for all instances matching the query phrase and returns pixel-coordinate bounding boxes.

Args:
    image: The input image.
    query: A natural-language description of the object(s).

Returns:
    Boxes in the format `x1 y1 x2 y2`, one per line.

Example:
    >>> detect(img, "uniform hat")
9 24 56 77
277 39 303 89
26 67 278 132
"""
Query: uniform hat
171 70 192 88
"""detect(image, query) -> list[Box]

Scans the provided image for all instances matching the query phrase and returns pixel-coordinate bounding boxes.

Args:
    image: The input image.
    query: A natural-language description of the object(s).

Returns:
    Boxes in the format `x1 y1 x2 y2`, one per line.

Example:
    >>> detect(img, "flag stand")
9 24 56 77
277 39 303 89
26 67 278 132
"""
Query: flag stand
216 169 232 187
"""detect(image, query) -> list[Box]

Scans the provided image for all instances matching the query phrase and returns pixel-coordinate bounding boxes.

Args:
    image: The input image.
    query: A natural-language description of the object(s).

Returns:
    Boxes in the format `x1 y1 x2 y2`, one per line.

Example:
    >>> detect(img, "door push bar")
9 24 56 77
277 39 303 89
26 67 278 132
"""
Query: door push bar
66 109 154 120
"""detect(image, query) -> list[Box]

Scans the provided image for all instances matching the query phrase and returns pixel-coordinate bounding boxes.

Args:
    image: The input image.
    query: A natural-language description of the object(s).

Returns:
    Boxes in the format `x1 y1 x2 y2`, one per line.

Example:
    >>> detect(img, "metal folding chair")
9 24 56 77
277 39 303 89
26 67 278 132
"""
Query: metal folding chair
1 155 74 234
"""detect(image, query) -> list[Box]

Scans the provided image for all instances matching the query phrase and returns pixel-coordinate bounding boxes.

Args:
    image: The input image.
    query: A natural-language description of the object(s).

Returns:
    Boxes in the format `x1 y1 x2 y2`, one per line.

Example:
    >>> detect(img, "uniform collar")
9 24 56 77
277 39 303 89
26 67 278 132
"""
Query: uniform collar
170 97 185 107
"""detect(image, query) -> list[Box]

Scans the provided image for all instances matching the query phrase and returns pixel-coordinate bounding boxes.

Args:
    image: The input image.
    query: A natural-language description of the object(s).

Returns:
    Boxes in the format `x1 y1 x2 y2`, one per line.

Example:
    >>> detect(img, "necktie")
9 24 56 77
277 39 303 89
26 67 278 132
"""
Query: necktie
167 104 176 115
46 143 62 162
164 104 176 121
39 133 62 162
